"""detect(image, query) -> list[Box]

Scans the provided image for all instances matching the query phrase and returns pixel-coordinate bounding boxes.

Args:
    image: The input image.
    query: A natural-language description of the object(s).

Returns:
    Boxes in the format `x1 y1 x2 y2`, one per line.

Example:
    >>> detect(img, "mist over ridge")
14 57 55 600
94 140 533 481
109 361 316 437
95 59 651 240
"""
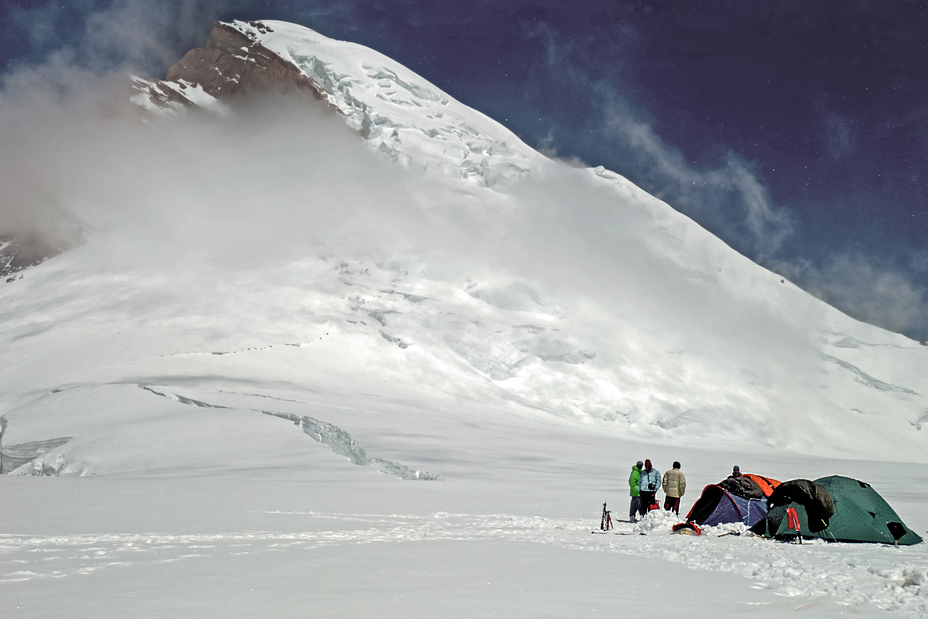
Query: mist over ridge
0 18 926 471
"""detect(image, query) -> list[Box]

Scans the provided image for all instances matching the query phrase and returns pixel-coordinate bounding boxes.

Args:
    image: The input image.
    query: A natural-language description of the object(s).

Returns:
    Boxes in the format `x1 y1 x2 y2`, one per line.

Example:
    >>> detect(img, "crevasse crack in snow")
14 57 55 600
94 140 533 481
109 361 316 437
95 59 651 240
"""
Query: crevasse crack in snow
139 385 440 480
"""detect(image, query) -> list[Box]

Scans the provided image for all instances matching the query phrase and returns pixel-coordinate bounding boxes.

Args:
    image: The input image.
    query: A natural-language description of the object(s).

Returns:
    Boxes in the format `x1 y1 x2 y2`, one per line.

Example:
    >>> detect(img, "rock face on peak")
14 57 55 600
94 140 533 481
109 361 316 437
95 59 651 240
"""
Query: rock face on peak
131 21 325 117
165 21 324 100
1 219 84 282
0 233 58 281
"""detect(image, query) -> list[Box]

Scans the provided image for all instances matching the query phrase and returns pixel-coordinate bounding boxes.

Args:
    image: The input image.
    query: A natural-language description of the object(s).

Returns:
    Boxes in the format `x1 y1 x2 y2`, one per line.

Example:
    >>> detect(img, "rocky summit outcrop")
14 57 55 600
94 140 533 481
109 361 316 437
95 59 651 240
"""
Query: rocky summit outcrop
132 21 324 113
1 231 72 282
1 196 86 282
166 21 323 99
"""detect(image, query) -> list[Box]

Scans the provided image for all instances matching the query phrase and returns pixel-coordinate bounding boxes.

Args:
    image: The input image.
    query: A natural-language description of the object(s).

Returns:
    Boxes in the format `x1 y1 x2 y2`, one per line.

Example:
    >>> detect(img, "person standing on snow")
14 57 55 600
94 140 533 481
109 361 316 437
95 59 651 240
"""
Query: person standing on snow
638 459 661 517
728 465 742 478
662 461 686 515
628 461 643 522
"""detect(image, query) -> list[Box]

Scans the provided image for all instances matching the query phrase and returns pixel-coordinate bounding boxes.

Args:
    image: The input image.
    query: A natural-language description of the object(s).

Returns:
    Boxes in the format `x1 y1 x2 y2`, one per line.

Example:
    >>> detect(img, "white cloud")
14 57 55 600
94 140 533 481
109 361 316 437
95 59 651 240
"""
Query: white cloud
527 25 795 258
772 253 928 338
9 0 250 75
603 106 795 256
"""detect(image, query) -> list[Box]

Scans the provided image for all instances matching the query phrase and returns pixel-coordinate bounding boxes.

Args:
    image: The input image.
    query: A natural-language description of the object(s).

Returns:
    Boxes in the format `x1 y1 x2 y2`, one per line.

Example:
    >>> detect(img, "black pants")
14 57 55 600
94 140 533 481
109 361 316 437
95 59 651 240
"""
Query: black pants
664 496 680 515
629 496 641 519
639 491 656 516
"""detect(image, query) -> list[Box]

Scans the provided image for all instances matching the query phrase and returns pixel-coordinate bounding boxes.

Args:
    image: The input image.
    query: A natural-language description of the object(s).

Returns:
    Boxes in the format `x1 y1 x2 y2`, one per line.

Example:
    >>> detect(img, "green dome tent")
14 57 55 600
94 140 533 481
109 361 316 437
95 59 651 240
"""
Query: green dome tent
752 475 922 545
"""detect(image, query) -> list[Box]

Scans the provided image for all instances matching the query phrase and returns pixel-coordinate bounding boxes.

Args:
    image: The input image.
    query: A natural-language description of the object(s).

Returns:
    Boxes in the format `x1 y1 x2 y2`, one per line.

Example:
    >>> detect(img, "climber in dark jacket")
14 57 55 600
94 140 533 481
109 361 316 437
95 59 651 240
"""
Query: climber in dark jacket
637 459 661 516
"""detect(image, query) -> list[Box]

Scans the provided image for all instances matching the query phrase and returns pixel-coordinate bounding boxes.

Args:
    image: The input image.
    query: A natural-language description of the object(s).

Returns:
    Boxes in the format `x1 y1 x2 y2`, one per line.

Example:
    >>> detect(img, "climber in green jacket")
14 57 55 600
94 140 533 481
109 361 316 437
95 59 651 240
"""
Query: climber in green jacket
628 461 643 522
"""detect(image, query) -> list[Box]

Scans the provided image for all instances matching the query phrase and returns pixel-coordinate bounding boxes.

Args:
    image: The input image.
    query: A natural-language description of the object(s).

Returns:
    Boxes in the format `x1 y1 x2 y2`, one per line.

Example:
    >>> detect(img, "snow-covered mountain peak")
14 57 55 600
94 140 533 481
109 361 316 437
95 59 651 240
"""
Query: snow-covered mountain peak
2 17 926 483
133 19 544 191
248 19 543 188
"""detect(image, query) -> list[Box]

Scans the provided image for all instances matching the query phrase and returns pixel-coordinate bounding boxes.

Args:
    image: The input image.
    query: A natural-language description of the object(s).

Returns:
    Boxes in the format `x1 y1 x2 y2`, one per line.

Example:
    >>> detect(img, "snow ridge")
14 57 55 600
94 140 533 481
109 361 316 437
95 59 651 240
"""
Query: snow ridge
243 18 541 188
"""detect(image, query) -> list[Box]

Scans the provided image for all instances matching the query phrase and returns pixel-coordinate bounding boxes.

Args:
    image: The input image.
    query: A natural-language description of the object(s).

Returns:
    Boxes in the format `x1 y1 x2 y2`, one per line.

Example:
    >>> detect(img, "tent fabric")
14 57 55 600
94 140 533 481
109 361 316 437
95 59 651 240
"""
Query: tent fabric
814 476 921 545
718 476 764 500
730 493 768 528
741 474 780 497
752 476 923 545
687 485 727 524
758 503 811 539
767 479 834 533
686 484 768 527
686 472 780 527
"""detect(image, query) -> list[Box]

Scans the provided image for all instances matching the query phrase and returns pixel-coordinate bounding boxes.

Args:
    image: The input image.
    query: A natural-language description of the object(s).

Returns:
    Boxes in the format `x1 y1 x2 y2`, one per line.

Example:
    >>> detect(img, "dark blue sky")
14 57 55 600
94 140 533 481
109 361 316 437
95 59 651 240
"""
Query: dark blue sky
2 0 926 340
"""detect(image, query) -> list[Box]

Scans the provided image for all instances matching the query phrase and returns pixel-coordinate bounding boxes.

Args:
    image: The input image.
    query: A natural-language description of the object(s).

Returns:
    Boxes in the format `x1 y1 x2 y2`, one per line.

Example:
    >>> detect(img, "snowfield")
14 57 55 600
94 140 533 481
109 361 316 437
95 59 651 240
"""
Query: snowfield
3 454 928 617
2 18 927 618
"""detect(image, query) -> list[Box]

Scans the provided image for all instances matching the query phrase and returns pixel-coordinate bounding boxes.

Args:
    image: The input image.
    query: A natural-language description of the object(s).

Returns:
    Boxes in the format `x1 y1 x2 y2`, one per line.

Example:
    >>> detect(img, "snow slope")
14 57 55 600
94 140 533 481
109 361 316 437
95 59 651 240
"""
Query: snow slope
1 18 927 618
5 18 923 465
228 19 545 189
